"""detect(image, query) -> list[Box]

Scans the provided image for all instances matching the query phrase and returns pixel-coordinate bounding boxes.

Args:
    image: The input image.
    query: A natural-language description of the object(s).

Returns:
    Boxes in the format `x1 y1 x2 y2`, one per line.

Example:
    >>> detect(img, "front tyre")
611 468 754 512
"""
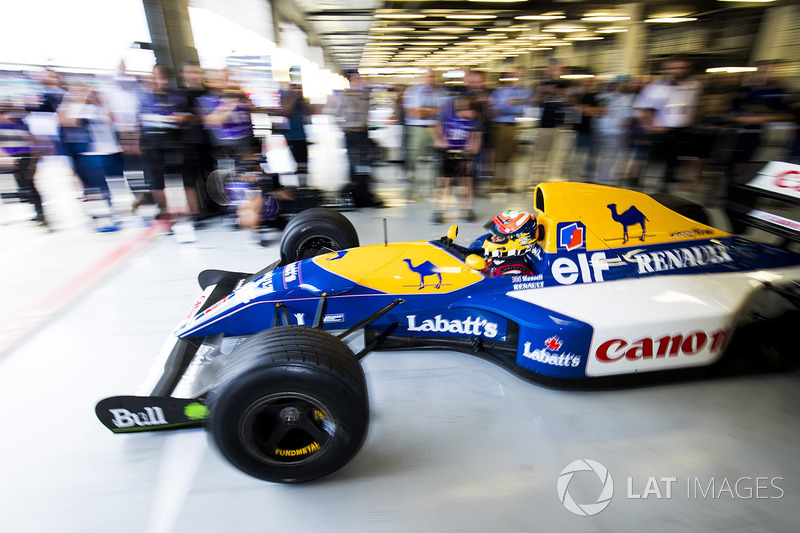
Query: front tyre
206 327 368 483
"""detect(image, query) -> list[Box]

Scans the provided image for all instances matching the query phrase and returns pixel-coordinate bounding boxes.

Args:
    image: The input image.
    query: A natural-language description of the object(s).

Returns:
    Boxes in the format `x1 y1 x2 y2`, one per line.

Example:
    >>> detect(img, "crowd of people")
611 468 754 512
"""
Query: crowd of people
390 57 800 223
0 61 275 229
1 56 799 231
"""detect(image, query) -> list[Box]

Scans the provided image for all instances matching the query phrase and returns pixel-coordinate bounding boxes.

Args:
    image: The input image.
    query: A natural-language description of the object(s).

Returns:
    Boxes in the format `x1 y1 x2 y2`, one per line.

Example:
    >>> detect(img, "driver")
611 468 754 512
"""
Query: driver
481 210 541 277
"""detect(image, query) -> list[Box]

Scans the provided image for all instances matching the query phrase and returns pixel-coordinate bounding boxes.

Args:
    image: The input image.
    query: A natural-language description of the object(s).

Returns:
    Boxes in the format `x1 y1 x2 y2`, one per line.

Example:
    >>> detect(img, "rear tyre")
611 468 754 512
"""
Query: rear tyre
279 208 359 264
206 326 368 483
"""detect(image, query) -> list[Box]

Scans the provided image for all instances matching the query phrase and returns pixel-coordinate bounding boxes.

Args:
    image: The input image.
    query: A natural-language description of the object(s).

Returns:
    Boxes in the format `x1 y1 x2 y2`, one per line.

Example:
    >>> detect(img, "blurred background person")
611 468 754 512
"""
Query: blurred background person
430 94 483 224
138 64 191 220
634 56 702 192
57 80 112 204
489 68 530 192
529 59 570 186
462 69 492 194
198 68 259 166
726 62 792 176
180 61 217 223
564 77 603 182
0 101 47 226
403 69 444 202
334 72 382 208
279 75 311 188
594 78 636 185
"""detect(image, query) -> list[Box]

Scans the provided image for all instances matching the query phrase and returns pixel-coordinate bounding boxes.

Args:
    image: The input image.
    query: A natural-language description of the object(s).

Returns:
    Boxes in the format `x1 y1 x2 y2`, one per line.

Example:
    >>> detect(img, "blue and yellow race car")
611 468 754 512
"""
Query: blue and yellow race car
97 175 800 484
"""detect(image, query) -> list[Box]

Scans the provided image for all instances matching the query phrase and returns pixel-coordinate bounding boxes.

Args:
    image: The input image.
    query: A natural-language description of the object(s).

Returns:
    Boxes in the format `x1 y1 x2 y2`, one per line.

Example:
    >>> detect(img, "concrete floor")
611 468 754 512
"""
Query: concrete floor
0 128 798 533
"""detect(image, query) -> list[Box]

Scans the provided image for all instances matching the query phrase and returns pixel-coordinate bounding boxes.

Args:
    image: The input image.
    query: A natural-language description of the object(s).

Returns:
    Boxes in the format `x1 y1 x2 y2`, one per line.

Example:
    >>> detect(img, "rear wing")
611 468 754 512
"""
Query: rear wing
726 161 800 243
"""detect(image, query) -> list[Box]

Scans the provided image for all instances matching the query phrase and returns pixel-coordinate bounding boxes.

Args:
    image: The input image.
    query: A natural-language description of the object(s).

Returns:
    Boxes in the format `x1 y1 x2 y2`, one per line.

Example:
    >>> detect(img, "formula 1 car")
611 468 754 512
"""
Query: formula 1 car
96 169 800 484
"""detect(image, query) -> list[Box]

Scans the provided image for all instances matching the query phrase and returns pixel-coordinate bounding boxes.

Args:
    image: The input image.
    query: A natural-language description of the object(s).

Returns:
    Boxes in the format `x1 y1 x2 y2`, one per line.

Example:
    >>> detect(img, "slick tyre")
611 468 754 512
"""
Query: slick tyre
279 208 359 264
206 326 369 483
651 193 710 226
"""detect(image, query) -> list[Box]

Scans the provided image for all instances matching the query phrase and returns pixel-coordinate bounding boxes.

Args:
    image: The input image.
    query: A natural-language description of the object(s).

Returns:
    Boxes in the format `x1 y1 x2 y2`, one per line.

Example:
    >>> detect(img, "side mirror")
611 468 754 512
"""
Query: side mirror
536 224 545 242
447 224 459 241
465 254 486 271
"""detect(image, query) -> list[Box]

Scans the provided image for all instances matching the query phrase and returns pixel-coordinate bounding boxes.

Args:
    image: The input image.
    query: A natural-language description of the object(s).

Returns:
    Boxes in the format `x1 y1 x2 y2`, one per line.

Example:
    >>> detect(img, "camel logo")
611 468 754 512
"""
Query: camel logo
557 459 614 517
607 204 649 244
558 222 586 251
402 259 442 290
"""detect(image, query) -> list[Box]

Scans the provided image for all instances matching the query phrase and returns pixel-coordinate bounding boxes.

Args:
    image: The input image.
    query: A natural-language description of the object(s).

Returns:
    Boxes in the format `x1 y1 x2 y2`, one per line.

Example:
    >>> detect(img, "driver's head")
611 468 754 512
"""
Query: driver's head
482 210 537 260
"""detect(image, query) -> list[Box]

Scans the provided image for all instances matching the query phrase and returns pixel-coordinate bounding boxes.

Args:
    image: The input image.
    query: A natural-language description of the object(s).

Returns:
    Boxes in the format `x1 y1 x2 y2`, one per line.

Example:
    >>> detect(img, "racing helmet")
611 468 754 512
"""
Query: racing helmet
482 210 537 260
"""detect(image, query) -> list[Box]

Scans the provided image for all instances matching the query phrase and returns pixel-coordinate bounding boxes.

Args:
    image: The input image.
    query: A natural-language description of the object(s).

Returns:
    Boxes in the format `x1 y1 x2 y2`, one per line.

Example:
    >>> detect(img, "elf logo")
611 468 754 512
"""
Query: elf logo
108 407 168 428
552 252 610 285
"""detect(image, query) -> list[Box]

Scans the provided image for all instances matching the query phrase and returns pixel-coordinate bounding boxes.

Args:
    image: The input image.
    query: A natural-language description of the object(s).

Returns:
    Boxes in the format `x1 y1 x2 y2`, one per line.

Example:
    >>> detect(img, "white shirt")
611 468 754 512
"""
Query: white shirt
403 84 445 126
634 79 701 129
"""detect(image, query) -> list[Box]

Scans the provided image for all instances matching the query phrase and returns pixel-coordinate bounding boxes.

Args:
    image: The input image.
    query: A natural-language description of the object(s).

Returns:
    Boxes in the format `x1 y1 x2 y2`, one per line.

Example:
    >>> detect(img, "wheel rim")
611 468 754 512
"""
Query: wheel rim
295 236 342 260
238 393 337 465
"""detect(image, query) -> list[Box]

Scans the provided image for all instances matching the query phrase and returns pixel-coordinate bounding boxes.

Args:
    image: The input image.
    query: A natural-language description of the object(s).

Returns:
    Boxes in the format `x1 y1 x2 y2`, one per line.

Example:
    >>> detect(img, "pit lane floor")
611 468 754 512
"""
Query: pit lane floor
0 145 798 533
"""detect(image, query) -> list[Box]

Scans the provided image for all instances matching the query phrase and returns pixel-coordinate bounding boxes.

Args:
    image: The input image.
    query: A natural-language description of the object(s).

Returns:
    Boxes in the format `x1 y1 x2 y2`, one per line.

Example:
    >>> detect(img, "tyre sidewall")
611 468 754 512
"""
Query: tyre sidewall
279 209 358 263
209 363 368 483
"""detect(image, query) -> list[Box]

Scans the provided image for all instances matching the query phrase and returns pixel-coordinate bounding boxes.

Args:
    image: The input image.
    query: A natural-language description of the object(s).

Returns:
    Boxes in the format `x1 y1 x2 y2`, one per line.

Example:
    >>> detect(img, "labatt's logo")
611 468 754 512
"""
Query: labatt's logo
406 314 498 338
109 407 168 428
596 329 728 362
629 244 732 274
522 336 581 367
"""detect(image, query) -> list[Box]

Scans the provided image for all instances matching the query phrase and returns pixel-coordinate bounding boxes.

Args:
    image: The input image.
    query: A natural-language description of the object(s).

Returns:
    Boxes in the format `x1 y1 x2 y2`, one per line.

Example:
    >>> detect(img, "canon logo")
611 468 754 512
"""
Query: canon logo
775 170 800 192
596 329 728 362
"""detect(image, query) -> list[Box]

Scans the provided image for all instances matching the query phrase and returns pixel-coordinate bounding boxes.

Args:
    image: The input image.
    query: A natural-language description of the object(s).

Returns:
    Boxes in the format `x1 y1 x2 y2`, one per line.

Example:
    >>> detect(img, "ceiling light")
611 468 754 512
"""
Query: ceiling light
561 74 595 79
706 66 758 73
372 27 415 32
487 26 529 32
446 14 498 20
417 35 456 40
596 27 628 33
543 25 587 33
469 34 506 39
437 27 473 33
581 15 631 22
565 36 604 41
645 17 697 23
374 13 426 19
515 14 566 21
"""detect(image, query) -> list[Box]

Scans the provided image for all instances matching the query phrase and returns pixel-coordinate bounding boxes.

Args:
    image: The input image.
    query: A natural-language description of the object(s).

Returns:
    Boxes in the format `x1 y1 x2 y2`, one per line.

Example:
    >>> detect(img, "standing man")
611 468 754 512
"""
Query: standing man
489 69 531 191
430 95 483 223
335 72 382 207
279 76 311 188
403 70 443 201
634 56 702 192
138 64 191 219
529 59 570 185
180 62 216 223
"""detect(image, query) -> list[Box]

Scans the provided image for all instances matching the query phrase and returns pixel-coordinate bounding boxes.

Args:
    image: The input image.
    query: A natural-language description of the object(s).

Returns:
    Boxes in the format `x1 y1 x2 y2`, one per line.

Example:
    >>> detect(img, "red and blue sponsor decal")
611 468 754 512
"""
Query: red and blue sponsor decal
516 324 593 378
557 222 586 251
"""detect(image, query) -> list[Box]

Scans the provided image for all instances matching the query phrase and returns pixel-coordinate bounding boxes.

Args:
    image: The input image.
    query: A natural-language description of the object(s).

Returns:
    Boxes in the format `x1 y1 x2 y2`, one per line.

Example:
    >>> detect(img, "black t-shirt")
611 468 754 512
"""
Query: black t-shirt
537 79 570 128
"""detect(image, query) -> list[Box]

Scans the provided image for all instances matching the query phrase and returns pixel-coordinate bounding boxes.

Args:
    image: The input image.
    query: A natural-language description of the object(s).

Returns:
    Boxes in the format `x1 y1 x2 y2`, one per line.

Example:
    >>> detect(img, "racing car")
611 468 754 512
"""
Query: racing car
96 169 800 484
